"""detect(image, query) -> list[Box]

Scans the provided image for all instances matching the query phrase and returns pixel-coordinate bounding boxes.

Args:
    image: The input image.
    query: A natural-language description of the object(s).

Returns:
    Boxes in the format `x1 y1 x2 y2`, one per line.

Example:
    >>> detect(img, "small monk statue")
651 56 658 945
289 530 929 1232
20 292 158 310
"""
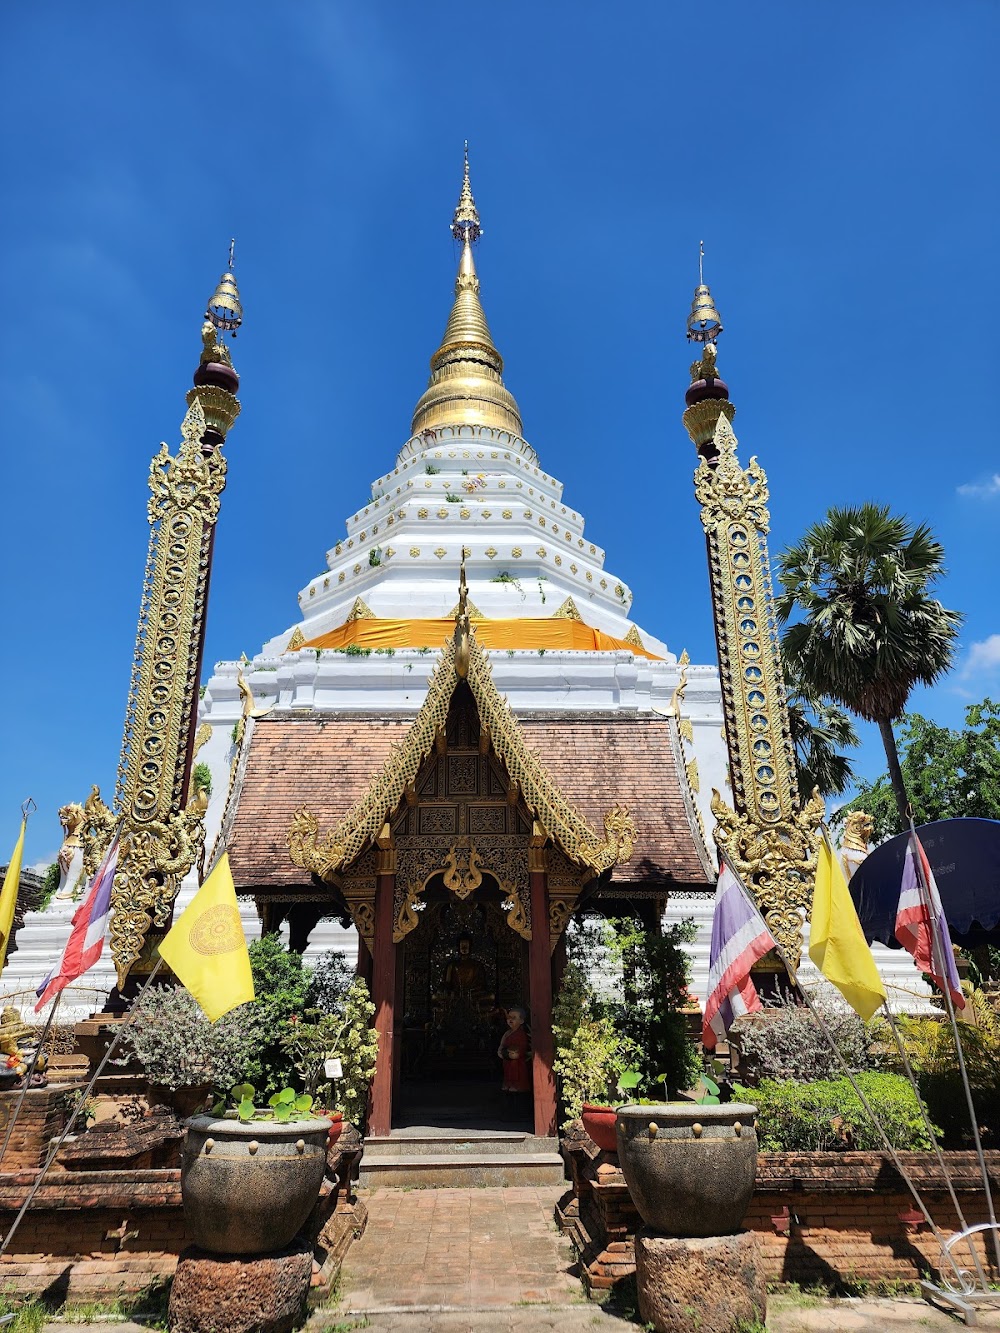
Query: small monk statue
497 1006 531 1094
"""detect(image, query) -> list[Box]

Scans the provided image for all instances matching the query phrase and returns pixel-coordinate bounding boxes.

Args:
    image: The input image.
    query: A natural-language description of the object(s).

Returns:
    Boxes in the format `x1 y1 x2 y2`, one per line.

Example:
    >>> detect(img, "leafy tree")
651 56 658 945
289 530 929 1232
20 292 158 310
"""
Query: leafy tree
784 671 859 798
837 699 1000 843
307 948 355 1011
776 503 962 829
241 936 314 1095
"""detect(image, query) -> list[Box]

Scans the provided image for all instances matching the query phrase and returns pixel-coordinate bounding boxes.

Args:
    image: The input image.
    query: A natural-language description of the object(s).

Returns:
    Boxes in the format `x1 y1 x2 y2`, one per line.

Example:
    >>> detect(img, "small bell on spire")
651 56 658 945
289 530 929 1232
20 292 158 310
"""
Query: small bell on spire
452 142 482 243
686 286 723 343
686 241 722 344
207 239 243 336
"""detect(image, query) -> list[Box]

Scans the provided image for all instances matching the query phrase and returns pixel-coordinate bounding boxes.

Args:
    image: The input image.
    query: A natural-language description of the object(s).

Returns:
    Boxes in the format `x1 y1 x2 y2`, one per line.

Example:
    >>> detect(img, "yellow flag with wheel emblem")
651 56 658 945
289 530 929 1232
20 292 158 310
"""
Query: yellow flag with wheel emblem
158 854 255 1021
809 832 886 1022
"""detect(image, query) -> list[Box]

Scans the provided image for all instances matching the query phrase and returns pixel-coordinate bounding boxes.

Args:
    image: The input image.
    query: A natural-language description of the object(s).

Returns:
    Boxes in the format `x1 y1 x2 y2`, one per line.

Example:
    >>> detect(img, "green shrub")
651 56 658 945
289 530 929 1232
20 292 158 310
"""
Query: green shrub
307 949 355 1012
192 761 213 797
608 916 699 1098
114 985 257 1092
733 990 877 1083
874 1009 1000 1148
241 937 314 1096
737 1072 937 1151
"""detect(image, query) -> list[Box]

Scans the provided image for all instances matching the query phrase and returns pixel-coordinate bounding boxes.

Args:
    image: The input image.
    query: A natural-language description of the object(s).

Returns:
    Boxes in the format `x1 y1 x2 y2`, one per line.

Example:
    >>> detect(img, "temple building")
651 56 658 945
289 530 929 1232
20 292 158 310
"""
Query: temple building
189 158 727 1137
1 156 936 1137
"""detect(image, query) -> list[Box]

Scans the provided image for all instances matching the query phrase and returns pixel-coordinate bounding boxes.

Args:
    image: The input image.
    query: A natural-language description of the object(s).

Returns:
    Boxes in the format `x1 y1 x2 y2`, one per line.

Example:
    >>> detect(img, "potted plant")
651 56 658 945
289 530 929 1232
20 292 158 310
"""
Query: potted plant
113 984 255 1118
582 1068 642 1152
279 978 379 1140
182 1084 332 1256
553 964 641 1149
615 1064 759 1237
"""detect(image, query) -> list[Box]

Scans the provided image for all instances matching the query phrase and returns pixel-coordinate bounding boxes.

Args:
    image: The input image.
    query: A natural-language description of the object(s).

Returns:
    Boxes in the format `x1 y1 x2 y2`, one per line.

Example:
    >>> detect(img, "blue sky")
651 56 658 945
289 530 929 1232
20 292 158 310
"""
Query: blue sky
2 2 998 864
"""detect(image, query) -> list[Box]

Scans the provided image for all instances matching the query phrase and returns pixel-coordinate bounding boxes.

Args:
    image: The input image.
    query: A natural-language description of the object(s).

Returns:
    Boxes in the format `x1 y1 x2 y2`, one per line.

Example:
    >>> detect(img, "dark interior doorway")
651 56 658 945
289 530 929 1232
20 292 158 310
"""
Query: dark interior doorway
395 874 532 1131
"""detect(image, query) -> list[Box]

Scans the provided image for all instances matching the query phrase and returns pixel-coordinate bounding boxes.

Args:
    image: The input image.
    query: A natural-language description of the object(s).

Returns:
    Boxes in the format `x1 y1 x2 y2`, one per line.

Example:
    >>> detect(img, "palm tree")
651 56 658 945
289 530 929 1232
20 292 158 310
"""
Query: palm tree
775 503 963 829
784 672 859 799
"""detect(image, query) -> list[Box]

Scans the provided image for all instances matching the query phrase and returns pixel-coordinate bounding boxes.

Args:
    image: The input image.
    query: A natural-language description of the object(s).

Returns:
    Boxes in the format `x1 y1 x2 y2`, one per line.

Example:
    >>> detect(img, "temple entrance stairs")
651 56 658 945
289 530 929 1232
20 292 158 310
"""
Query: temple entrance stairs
361 1127 564 1187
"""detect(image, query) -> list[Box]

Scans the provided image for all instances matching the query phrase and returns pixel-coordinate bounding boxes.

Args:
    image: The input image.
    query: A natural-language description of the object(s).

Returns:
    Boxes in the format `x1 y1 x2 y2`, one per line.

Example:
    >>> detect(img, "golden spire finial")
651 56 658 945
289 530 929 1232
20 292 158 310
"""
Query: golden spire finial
686 241 722 345
410 151 523 437
452 141 482 243
207 241 243 338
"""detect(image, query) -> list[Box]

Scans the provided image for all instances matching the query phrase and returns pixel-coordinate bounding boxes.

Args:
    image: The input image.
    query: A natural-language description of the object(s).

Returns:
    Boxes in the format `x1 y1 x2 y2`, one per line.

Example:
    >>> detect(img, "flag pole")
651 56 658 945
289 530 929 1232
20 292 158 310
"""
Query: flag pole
879 999 990 1290
0 992 62 1168
0 959 163 1259
818 823 984 1274
907 817 1000 1273
719 849 967 1287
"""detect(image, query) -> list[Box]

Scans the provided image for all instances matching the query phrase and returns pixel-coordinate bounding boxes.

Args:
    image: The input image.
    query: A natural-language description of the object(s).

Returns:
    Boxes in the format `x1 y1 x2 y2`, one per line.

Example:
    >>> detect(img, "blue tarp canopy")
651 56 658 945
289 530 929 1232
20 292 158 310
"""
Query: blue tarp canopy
849 818 1000 949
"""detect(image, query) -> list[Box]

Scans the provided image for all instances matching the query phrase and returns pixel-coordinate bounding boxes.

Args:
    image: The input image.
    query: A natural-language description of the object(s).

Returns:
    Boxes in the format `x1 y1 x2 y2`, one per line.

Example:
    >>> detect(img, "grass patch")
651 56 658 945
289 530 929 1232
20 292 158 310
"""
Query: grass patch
0 1282 170 1331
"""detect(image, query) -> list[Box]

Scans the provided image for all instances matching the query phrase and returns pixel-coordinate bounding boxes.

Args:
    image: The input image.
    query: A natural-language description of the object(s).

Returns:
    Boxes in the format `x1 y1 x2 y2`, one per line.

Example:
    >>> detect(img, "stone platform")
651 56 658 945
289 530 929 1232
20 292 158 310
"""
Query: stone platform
635 1229 766 1333
168 1240 314 1333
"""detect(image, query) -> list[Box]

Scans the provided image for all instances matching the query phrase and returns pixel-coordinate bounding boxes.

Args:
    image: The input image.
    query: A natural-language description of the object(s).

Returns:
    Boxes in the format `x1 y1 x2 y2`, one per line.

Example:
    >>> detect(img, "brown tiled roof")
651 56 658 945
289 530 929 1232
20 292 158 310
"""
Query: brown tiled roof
519 716 711 886
225 713 711 891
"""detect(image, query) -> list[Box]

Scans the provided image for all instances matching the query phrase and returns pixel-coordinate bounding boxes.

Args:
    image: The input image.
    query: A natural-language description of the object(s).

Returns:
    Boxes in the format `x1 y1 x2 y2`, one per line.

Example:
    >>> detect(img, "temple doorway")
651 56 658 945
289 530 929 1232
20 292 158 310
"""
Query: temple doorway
395 873 532 1131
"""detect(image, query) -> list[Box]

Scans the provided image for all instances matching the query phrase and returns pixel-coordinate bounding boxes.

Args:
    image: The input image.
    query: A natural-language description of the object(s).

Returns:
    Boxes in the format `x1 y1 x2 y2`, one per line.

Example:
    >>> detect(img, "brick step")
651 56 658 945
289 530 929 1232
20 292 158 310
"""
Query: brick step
365 1131 555 1158
360 1151 565 1188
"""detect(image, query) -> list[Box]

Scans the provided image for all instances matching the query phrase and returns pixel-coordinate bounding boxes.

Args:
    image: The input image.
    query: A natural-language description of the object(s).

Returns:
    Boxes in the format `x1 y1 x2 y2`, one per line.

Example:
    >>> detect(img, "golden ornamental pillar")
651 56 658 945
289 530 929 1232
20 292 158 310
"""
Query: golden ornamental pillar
86 258 243 986
682 279 821 965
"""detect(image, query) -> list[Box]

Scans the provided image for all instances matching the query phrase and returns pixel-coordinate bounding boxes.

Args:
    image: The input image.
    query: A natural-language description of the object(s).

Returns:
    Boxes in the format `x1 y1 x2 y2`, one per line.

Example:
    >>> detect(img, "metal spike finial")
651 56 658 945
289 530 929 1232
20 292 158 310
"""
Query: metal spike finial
686 242 722 344
452 143 482 243
206 242 243 337
454 547 471 679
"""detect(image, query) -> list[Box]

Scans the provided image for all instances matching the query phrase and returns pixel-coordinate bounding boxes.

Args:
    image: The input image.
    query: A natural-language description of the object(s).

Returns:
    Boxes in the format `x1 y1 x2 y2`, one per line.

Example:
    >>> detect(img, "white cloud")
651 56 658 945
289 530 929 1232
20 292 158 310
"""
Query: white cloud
960 634 1000 679
957 474 1000 499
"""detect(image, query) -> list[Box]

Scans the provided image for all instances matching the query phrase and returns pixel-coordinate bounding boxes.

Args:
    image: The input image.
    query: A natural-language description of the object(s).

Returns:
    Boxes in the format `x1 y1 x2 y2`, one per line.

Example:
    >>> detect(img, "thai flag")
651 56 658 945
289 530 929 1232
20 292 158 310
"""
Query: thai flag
703 857 777 1049
35 833 119 1011
895 832 966 1010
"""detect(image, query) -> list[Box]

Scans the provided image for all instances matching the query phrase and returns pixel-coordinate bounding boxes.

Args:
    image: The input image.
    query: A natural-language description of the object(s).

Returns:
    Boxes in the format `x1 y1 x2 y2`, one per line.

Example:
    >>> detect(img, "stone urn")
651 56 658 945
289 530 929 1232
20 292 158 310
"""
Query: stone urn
616 1102 758 1237
182 1114 331 1255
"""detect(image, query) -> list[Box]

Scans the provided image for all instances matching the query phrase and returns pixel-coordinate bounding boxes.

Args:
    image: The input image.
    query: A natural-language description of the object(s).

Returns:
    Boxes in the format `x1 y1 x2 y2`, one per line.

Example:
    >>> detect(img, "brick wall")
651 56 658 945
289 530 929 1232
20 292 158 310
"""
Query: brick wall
0 1169 186 1298
561 1144 1000 1291
0 1084 83 1171
0 1163 365 1302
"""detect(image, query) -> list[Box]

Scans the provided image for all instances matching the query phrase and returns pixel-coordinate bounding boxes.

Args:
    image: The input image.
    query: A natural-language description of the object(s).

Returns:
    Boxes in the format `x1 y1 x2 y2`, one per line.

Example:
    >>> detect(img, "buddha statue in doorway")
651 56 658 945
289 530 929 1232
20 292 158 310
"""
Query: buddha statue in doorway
444 933 488 1002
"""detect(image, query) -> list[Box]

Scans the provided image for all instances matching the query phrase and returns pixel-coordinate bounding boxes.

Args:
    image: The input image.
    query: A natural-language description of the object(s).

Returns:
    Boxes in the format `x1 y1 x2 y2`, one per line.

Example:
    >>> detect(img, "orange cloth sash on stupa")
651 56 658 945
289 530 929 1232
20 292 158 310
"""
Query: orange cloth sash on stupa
302 618 662 660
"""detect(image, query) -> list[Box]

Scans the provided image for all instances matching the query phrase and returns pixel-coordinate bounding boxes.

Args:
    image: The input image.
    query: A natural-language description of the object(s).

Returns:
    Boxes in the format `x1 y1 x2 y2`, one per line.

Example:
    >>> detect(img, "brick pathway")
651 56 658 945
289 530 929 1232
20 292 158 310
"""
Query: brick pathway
337 1186 588 1313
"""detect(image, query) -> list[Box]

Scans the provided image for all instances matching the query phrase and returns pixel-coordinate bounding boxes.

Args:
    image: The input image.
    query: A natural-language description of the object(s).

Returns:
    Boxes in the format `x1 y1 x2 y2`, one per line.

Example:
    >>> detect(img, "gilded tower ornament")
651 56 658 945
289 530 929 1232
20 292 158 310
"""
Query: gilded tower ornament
410 148 523 437
682 279 821 963
89 257 244 986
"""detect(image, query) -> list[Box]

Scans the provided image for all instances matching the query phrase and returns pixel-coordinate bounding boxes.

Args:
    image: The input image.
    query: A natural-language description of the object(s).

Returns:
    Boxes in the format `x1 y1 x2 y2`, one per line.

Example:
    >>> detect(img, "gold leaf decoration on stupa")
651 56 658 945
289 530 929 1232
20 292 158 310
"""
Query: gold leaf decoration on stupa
551 597 583 622
285 627 306 651
624 625 644 648
347 597 377 622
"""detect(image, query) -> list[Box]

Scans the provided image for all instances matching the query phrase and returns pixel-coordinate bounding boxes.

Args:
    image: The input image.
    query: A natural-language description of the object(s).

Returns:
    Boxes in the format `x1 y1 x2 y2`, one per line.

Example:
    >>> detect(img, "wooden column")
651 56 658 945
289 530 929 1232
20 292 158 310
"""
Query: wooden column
369 831 396 1137
528 847 557 1137
355 933 373 986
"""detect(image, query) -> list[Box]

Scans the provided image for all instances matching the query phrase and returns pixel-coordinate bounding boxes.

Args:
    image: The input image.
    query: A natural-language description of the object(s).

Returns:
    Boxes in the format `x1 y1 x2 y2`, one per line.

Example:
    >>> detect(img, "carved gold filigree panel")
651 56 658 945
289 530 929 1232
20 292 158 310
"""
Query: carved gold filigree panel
286 632 637 881
694 413 799 830
100 388 237 985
